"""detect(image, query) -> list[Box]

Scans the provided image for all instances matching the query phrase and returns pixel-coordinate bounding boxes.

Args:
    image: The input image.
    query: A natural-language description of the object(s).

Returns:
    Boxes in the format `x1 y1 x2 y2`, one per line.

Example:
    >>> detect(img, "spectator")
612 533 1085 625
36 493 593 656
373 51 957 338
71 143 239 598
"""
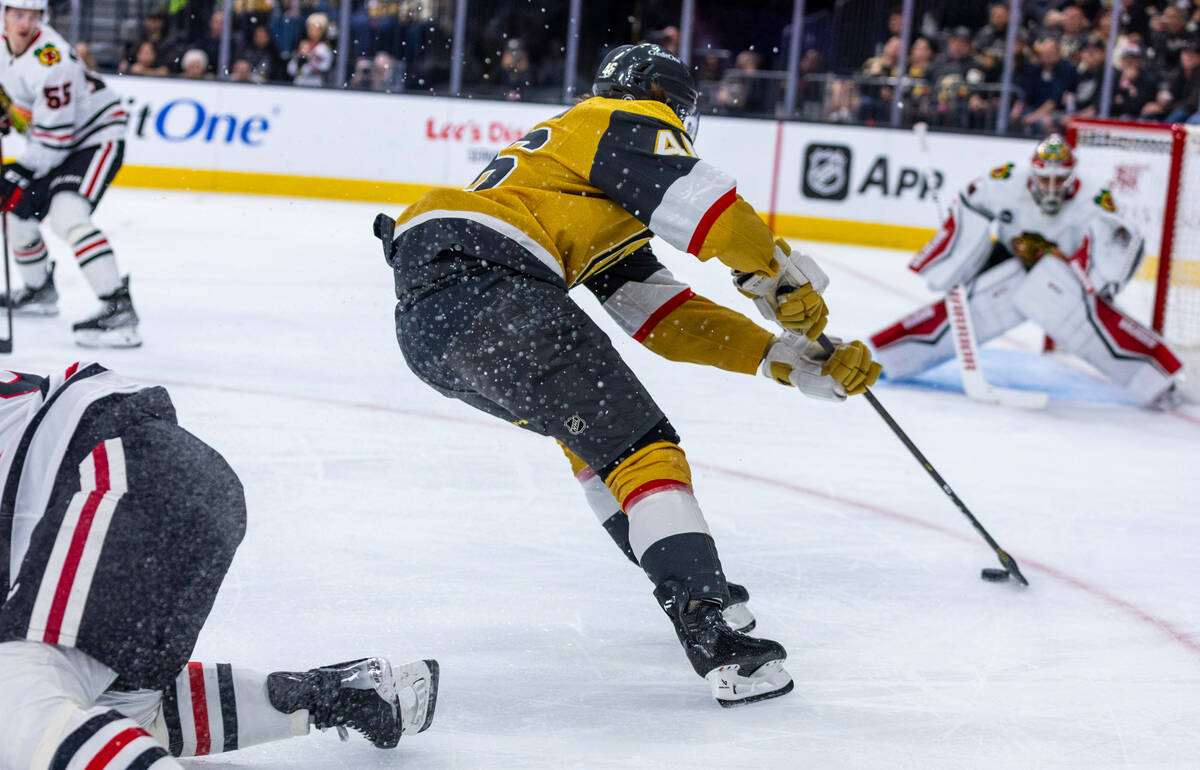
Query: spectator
798 48 826 119
351 0 400 61
128 40 169 77
497 38 535 101
243 23 285 83
1057 4 1092 63
350 57 374 89
1163 40 1200 123
930 27 988 128
714 50 772 114
1150 5 1193 72
188 9 225 75
288 12 334 87
974 2 1011 72
857 35 901 123
1110 44 1157 118
1072 35 1110 115
1012 37 1077 134
73 41 98 71
372 51 405 93
230 57 254 83
646 26 680 55
902 37 936 123
181 48 212 80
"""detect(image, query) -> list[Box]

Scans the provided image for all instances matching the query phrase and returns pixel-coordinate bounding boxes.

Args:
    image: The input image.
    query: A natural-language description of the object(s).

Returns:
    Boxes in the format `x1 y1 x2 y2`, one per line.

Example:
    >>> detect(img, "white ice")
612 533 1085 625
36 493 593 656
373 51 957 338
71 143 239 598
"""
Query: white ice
14 189 1200 768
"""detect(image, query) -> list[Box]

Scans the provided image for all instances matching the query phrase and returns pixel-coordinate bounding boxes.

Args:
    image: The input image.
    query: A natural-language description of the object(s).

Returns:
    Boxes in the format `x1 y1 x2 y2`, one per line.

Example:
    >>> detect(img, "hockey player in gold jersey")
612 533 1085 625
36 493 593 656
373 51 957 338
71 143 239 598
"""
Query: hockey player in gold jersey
376 43 880 707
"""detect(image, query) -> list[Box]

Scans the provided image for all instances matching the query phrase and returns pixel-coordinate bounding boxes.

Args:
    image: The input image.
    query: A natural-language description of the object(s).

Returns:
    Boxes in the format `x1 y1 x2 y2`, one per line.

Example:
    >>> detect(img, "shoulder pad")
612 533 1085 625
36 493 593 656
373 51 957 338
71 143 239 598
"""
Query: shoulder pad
33 42 63 67
989 162 1014 180
1093 188 1116 213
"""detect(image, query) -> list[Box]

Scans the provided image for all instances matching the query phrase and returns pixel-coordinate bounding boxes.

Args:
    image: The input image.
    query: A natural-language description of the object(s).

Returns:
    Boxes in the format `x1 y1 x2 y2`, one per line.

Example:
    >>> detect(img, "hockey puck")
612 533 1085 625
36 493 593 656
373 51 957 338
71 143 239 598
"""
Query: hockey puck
980 568 1010 582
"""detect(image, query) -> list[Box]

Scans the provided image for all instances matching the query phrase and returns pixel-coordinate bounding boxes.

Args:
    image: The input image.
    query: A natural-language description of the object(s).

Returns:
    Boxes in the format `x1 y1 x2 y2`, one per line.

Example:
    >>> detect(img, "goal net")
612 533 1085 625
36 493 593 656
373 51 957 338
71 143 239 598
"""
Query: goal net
1067 118 1200 396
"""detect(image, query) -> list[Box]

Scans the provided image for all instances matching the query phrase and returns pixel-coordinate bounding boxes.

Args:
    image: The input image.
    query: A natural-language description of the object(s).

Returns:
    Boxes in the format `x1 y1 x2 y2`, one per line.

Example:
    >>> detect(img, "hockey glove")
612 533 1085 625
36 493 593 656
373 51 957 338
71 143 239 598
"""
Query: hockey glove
761 334 881 401
0 163 32 212
732 238 829 340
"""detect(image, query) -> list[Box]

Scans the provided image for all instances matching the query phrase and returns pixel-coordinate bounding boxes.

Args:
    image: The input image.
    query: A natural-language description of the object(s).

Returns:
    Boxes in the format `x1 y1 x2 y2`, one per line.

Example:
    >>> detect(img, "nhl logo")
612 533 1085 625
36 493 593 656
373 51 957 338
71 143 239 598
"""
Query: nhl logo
564 413 588 435
802 143 852 201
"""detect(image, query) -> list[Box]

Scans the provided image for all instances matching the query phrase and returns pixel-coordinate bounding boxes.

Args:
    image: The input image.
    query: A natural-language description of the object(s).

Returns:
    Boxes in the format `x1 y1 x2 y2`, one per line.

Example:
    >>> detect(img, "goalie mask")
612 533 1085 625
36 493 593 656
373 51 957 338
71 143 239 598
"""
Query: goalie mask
593 43 701 139
1028 134 1077 215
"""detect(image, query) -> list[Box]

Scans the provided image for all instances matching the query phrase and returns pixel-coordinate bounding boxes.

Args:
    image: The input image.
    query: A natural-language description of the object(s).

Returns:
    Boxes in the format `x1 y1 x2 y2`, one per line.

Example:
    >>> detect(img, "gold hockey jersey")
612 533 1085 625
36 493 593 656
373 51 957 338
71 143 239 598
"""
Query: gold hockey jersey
393 96 777 374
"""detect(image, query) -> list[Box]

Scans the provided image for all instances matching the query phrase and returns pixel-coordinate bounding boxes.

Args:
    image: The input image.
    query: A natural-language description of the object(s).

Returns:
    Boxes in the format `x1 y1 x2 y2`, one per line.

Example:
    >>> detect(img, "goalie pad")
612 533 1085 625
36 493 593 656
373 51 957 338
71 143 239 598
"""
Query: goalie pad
870 257 1025 381
1012 256 1182 405
908 199 995 292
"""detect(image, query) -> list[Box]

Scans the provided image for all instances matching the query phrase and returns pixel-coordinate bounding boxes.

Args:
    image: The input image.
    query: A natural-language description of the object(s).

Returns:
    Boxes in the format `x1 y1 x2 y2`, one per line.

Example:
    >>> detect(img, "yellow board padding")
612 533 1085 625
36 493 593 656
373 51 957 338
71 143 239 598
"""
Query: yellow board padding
99 164 1199 287
111 164 436 204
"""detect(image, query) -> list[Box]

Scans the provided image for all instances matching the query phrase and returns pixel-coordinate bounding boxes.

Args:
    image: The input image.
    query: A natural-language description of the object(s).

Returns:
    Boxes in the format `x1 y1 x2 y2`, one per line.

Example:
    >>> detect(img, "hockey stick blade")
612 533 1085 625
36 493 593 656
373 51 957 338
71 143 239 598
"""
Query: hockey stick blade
815 334 1030 588
995 548 1029 586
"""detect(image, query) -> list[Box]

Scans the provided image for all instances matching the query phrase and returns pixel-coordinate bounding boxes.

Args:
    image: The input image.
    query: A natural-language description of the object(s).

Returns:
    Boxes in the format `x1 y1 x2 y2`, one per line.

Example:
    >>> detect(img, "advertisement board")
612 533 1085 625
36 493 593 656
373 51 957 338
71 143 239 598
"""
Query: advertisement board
1 75 1059 252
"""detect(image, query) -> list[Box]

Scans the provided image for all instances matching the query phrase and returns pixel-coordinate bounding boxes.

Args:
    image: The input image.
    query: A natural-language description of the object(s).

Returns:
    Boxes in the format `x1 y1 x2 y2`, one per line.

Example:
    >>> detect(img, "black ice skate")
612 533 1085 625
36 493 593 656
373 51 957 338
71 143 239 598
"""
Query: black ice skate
724 583 755 633
655 580 793 707
0 269 58 316
71 275 141 348
267 657 439 748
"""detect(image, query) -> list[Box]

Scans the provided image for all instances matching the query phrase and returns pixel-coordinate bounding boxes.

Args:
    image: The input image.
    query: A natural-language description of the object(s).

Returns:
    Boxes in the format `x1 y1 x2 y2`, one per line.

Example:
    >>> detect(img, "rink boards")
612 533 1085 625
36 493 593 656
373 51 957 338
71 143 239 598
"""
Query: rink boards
7 75 1177 270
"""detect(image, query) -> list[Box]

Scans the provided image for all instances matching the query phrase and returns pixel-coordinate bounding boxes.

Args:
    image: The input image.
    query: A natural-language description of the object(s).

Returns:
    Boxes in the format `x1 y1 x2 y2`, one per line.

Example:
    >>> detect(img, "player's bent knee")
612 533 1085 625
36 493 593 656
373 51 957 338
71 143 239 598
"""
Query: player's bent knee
46 192 96 241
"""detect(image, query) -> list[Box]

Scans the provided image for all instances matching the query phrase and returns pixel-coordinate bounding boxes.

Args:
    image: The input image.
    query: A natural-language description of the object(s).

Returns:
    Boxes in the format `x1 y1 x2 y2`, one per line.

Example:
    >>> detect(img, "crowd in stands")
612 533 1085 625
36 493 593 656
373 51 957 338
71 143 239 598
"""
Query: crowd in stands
104 1 448 91
85 0 1200 132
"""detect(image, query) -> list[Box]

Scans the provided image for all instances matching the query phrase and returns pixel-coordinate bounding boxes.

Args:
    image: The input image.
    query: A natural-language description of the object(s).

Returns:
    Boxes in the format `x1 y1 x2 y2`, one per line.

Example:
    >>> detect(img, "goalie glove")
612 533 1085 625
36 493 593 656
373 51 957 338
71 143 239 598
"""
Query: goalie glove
761 334 882 401
733 238 830 340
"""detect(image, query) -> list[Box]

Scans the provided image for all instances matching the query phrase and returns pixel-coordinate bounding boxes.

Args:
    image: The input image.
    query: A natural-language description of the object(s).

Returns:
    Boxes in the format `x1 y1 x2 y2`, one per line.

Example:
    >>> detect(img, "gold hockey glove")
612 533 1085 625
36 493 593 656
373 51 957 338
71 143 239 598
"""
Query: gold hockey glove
733 238 830 340
761 334 881 401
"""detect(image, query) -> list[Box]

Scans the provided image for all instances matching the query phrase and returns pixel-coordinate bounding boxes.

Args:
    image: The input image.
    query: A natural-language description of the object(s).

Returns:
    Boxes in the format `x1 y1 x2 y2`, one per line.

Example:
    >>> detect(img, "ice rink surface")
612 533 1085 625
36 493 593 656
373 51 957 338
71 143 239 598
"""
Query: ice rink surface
14 189 1200 768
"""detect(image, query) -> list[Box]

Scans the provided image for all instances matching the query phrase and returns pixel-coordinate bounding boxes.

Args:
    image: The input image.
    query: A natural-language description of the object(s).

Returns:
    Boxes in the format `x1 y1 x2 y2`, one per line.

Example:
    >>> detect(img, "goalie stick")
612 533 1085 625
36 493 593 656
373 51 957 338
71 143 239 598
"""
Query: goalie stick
814 332 1030 585
913 122 1046 409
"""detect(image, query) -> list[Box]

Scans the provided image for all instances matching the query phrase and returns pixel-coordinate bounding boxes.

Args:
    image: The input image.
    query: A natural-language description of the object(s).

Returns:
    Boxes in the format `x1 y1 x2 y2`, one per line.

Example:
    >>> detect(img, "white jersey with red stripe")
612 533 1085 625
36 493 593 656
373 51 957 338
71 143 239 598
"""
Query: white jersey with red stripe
911 163 1145 299
0 363 145 590
0 24 128 176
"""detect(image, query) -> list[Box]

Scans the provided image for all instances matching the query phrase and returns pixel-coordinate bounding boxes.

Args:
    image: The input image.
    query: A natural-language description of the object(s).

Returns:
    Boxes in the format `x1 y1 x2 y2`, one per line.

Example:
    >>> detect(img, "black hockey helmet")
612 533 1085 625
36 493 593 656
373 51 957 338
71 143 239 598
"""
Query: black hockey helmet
593 43 700 138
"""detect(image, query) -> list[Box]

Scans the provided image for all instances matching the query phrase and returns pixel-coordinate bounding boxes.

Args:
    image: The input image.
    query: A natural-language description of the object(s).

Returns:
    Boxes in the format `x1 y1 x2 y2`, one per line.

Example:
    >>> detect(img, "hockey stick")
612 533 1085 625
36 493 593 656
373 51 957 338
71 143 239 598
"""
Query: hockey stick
913 123 1046 409
0 134 13 354
816 332 1029 585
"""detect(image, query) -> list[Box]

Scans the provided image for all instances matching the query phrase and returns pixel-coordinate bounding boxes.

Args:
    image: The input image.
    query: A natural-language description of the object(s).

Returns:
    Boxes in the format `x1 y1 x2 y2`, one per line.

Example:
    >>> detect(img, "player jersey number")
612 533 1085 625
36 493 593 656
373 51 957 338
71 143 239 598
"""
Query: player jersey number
465 127 552 192
43 83 71 108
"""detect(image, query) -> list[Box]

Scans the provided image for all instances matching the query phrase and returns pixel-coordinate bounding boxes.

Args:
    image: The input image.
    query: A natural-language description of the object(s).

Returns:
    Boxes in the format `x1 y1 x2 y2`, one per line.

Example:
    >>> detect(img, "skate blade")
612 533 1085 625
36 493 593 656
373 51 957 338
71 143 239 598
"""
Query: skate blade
395 659 439 734
721 602 756 634
12 305 59 317
705 659 794 708
73 327 142 348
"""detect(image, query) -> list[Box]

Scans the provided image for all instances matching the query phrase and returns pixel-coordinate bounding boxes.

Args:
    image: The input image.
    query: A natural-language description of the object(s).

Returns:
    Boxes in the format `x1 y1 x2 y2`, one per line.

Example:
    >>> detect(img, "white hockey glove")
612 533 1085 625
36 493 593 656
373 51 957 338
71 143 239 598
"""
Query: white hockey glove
732 238 830 340
761 334 882 401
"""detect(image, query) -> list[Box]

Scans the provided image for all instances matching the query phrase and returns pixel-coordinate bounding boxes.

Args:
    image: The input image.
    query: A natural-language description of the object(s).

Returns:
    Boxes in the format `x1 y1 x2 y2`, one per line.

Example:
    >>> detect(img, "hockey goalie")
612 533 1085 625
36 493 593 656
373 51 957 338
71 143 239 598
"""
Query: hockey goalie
869 134 1184 409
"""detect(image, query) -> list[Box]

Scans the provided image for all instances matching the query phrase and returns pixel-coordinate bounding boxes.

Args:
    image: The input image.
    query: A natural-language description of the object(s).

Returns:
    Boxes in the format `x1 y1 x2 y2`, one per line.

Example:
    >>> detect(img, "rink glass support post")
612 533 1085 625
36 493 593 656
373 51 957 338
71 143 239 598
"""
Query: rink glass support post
449 0 468 96
562 0 582 102
679 0 695 65
336 0 352 88
67 0 81 46
889 0 914 127
218 0 233 80
1099 1 1123 118
782 0 806 117
995 0 1022 135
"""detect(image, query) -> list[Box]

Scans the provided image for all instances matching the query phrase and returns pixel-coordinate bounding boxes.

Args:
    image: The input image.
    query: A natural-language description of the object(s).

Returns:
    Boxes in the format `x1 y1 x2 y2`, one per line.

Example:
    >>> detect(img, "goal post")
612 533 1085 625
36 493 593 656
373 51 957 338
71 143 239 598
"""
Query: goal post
1065 118 1200 347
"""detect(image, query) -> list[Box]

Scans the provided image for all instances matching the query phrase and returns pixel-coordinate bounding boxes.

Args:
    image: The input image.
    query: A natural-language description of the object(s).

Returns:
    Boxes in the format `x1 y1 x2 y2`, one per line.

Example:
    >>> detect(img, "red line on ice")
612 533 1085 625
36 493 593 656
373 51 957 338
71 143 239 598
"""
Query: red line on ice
126 375 1200 657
